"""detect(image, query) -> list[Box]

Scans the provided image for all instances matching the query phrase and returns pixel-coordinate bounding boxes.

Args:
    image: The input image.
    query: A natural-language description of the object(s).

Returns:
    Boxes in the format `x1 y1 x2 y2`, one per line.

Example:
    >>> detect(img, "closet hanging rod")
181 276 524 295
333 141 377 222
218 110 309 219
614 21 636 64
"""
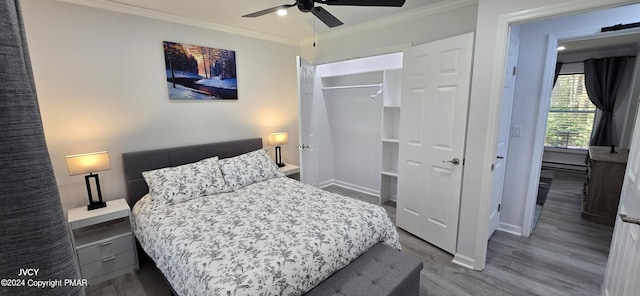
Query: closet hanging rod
322 83 384 99
371 87 383 99
321 83 383 90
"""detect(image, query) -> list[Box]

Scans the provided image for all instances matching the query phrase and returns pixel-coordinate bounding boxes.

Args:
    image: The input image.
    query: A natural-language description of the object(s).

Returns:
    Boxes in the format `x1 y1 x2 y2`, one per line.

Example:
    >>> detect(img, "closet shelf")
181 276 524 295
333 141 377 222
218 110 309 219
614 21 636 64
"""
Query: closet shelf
381 170 398 177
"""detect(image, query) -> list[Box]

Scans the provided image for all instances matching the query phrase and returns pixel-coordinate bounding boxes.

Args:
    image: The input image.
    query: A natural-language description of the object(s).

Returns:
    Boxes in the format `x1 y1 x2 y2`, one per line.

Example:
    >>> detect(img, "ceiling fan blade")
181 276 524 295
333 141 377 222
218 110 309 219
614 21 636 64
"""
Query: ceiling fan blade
311 6 344 28
242 3 296 18
318 0 406 7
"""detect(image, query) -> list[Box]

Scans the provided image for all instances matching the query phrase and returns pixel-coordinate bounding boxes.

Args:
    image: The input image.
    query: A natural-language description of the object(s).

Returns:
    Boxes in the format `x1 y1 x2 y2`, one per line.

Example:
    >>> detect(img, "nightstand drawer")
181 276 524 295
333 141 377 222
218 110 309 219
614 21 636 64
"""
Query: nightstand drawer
80 250 136 280
77 234 133 265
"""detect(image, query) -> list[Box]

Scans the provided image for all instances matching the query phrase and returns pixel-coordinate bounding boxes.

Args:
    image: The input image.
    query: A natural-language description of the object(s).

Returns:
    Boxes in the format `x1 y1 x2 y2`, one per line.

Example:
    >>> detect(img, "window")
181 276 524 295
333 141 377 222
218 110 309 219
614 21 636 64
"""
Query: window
544 74 597 150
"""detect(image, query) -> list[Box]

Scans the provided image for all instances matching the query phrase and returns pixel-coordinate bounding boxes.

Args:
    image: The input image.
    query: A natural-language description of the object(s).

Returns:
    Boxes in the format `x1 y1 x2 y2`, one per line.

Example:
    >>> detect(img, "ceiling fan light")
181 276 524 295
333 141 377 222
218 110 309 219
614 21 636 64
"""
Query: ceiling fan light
277 9 288 16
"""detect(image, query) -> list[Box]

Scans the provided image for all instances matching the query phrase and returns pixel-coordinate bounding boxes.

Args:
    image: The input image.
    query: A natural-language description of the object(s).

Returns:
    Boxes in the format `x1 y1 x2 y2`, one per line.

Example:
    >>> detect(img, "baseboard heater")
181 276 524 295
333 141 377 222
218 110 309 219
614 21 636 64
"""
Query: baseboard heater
542 161 587 171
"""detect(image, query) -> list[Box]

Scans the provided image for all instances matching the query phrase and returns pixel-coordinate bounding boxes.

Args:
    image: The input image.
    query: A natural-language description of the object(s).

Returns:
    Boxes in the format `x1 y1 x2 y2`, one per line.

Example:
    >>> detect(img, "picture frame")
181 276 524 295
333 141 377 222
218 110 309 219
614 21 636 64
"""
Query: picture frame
163 41 237 100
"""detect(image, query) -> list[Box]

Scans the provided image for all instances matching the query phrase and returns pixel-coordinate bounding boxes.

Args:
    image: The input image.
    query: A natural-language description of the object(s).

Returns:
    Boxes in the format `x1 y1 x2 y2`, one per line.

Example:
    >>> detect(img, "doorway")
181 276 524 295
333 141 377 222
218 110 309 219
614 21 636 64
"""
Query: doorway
493 3 640 239
483 3 640 289
533 34 639 230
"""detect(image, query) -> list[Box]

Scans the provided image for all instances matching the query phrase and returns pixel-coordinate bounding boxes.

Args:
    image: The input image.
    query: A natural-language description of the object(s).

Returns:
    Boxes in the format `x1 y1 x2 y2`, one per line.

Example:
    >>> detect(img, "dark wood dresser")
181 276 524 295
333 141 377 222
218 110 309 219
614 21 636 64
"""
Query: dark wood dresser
582 146 629 225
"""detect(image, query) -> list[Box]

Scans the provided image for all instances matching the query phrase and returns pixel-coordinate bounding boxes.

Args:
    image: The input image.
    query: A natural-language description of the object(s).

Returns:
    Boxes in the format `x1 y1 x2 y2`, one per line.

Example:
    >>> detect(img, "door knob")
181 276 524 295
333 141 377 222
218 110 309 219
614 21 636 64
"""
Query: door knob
297 144 310 150
442 158 460 165
497 156 504 159
620 214 640 225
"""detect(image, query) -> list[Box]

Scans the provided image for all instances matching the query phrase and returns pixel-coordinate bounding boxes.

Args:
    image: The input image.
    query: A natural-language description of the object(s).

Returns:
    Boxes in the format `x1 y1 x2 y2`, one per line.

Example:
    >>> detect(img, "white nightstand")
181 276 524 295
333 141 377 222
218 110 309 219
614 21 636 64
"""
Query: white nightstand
279 163 300 180
67 199 139 285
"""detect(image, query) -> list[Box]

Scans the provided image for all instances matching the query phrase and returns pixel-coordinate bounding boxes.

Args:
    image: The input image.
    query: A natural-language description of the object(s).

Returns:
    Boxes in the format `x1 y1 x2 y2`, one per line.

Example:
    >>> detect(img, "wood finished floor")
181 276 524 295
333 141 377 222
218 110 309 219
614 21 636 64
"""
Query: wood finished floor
86 170 613 296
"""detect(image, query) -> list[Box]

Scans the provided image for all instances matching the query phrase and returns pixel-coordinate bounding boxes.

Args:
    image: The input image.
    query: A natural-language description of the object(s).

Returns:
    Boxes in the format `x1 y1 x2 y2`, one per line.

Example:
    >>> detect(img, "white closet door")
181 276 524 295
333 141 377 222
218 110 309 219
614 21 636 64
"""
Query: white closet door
396 33 474 254
489 31 519 238
602 106 640 296
297 56 319 186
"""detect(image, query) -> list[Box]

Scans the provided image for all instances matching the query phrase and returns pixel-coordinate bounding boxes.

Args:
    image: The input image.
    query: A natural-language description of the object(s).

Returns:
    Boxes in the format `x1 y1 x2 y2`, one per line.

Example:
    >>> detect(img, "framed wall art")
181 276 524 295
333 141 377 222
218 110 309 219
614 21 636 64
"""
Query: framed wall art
163 41 237 100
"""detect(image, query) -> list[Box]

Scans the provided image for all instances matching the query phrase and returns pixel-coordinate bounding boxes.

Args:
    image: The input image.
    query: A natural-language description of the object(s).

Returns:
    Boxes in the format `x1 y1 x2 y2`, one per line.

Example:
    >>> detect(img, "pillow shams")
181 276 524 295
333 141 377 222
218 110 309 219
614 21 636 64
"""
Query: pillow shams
219 149 285 190
142 156 230 204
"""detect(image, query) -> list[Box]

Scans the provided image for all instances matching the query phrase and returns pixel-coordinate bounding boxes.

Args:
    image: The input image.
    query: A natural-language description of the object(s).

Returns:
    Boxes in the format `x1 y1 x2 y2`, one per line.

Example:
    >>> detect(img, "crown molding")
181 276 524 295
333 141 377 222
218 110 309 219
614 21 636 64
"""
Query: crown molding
57 0 479 48
57 0 300 46
299 0 478 47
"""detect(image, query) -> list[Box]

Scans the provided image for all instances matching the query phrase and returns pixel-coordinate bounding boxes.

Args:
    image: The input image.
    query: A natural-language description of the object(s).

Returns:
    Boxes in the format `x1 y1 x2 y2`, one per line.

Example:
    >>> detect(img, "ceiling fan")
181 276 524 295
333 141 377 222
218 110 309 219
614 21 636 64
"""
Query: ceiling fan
242 0 406 28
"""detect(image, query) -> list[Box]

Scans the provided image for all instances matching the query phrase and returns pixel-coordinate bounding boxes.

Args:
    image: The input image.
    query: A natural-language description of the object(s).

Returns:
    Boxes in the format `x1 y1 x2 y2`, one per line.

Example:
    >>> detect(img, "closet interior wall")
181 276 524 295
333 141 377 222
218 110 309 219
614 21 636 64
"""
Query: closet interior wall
323 72 383 195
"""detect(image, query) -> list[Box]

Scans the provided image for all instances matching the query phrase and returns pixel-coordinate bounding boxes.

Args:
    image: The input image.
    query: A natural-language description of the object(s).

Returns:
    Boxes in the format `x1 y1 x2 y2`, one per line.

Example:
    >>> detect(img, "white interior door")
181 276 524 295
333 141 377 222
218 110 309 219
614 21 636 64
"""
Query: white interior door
489 31 519 238
297 56 319 186
396 33 474 254
602 113 640 296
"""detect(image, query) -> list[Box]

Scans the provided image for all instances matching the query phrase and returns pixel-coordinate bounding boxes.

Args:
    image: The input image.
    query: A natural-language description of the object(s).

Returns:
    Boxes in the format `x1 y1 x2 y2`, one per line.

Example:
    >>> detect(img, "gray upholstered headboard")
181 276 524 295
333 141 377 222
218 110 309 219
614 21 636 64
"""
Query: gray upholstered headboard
122 138 263 207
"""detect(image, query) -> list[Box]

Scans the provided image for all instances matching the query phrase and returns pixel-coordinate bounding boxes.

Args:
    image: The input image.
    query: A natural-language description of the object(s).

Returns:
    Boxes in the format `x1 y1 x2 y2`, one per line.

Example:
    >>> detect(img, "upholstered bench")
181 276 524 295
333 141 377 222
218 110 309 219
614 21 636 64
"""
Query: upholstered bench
305 243 423 296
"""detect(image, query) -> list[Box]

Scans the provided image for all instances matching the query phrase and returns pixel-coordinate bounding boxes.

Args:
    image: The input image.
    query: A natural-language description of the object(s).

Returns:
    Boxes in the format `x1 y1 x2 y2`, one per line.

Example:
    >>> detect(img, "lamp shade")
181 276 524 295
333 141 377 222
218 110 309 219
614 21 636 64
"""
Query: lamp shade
65 151 111 176
267 132 288 146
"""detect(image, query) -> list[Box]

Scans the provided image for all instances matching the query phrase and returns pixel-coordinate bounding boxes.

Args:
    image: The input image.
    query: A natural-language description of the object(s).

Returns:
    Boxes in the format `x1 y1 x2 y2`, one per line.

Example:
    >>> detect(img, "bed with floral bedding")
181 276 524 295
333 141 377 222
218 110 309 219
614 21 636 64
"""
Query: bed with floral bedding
128 145 401 296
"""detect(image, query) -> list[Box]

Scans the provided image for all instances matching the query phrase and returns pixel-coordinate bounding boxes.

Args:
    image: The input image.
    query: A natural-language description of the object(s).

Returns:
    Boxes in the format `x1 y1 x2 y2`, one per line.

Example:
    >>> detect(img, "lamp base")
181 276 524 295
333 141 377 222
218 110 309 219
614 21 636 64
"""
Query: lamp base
275 146 285 168
87 201 107 211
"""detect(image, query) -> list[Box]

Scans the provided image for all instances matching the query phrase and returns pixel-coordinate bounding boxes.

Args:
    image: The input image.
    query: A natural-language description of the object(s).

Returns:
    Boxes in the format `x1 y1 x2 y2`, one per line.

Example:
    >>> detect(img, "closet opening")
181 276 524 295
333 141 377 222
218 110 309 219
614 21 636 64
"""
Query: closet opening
299 52 402 205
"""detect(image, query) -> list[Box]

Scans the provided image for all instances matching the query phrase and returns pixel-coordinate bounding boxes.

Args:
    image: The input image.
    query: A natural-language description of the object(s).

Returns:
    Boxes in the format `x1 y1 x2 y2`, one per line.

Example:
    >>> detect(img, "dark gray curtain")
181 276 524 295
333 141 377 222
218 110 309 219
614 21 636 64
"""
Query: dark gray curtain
553 62 563 86
0 1 83 295
584 56 630 146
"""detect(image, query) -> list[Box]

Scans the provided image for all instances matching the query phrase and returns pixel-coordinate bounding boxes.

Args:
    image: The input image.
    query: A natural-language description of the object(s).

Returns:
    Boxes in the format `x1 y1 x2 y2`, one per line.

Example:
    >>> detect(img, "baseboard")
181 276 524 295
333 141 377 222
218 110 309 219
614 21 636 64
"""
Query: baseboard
319 179 380 197
317 179 334 189
452 253 476 270
497 222 523 236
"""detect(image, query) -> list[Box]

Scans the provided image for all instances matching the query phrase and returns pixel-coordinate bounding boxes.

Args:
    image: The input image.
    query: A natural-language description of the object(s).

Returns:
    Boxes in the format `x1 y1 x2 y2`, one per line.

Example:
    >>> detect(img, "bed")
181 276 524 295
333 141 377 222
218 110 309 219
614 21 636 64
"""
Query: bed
122 138 421 296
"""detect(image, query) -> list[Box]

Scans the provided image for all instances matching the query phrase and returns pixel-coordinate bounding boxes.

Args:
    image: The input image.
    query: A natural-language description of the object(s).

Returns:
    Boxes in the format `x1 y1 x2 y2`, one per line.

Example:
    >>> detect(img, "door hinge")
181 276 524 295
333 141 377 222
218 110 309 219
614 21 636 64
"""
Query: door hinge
498 204 501 212
512 66 517 76
491 163 495 171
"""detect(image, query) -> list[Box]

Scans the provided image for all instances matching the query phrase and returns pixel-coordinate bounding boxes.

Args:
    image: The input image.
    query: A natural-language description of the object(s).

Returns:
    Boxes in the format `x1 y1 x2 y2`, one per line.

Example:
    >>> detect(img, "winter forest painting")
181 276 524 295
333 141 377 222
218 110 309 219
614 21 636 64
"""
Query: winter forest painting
163 41 237 100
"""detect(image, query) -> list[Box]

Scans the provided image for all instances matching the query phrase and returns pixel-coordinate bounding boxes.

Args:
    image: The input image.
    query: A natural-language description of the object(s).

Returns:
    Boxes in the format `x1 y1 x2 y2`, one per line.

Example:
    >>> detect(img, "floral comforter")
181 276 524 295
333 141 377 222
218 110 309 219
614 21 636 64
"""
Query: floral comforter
131 177 400 296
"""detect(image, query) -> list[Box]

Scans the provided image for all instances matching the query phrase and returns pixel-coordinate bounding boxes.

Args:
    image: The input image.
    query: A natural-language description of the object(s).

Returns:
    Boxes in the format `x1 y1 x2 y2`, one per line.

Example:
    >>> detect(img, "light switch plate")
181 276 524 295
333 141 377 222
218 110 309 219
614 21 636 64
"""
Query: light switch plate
512 125 523 137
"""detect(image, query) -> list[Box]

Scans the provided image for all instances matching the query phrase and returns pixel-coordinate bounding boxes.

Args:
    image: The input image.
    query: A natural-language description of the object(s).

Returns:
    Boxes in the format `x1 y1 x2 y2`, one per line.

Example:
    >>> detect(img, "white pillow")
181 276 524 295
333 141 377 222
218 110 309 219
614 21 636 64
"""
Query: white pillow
219 149 285 190
142 156 230 204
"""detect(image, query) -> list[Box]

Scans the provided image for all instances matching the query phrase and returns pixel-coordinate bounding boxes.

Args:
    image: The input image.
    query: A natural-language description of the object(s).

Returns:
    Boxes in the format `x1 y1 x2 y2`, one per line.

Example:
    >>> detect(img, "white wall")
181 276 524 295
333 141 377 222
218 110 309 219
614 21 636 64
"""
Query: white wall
620 51 640 148
308 69 335 186
300 1 478 63
325 85 383 194
500 4 640 236
21 0 300 213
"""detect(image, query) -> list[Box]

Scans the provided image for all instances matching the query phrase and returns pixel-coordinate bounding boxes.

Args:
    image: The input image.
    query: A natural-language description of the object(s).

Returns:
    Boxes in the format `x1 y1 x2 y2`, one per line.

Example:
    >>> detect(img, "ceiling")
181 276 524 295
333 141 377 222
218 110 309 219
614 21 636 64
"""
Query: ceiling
100 0 447 43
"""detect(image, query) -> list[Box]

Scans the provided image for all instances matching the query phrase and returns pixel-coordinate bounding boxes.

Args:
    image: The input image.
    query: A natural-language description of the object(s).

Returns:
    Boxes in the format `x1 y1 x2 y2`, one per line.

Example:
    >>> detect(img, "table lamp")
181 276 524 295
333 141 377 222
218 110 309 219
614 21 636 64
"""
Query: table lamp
66 151 111 210
267 132 288 167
